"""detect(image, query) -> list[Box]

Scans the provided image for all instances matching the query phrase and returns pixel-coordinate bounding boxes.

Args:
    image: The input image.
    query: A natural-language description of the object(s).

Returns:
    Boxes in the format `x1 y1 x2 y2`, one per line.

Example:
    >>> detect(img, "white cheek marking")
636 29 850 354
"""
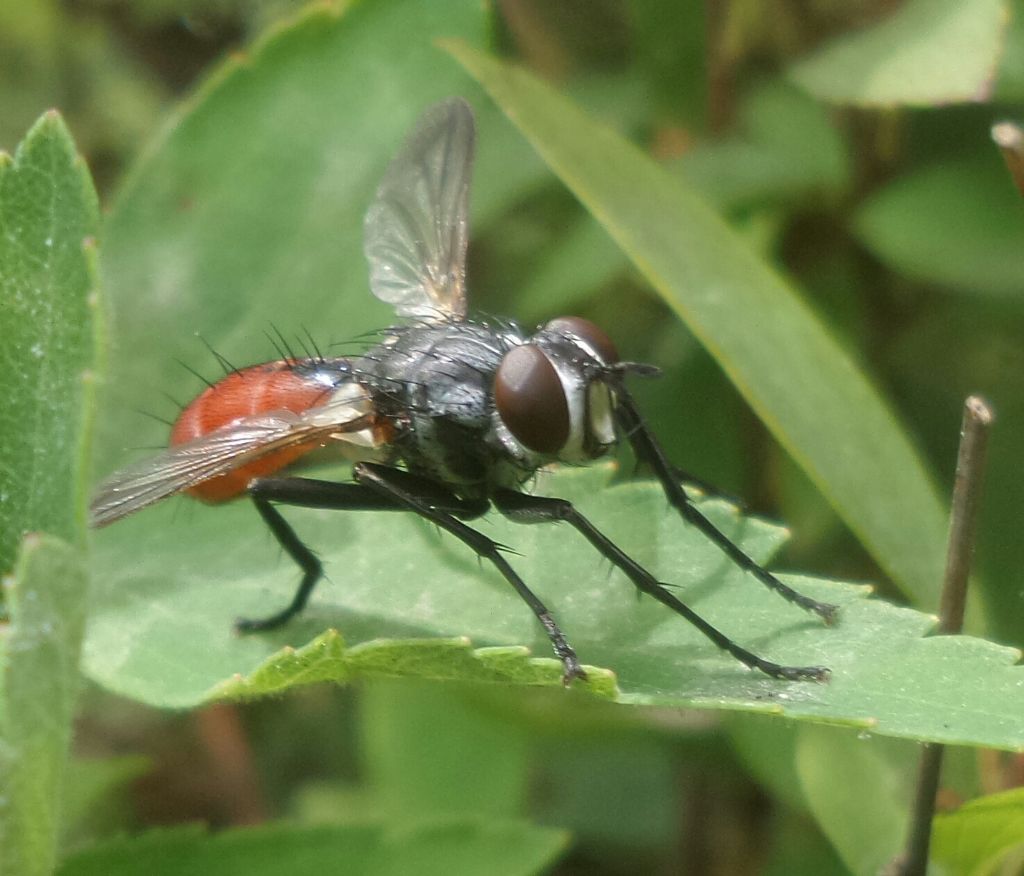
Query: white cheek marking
549 360 589 461
552 336 617 461
588 382 615 446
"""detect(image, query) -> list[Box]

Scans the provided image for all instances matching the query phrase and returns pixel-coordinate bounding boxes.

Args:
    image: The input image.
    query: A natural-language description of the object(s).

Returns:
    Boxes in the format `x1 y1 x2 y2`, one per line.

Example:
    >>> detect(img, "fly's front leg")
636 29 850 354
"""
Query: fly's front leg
614 386 839 625
353 463 587 685
493 489 829 682
239 475 486 633
667 464 744 509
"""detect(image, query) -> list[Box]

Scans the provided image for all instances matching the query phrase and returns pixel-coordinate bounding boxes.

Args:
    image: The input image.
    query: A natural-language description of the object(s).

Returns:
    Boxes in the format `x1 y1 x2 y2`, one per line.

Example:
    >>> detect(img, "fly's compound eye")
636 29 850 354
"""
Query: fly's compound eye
494 345 570 454
544 316 619 365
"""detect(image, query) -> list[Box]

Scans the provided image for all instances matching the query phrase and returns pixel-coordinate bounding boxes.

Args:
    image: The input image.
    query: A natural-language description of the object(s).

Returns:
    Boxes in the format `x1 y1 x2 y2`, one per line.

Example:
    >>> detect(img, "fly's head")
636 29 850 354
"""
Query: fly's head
494 316 623 463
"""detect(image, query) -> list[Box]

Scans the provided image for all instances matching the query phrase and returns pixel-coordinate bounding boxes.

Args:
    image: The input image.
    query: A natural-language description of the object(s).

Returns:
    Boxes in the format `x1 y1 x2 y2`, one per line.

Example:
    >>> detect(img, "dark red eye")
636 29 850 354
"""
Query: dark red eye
544 316 619 364
494 345 570 454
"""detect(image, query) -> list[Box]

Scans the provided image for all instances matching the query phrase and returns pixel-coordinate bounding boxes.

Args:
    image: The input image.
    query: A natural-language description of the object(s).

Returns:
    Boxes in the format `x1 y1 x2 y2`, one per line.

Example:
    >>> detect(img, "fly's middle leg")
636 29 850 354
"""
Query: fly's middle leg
353 463 587 685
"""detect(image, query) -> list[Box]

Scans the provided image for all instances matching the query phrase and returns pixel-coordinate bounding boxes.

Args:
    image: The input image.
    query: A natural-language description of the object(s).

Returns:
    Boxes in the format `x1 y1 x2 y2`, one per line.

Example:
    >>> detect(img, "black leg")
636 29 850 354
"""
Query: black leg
238 475 486 632
614 387 839 624
494 490 829 682
667 464 744 509
353 463 587 685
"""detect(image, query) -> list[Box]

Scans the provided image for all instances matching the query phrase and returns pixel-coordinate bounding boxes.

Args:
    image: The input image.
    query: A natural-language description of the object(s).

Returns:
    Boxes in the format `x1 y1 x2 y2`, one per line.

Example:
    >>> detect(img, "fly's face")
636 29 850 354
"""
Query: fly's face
494 316 619 463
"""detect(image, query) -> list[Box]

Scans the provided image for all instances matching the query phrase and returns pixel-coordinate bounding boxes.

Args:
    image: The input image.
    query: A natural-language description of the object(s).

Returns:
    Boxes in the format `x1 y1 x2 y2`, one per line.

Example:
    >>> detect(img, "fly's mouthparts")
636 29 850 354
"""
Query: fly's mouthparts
607 361 662 379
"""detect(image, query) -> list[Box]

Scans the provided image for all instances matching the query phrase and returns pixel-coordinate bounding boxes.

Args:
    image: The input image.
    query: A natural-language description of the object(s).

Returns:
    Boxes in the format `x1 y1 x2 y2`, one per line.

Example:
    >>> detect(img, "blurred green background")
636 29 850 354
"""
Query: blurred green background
4 0 1024 873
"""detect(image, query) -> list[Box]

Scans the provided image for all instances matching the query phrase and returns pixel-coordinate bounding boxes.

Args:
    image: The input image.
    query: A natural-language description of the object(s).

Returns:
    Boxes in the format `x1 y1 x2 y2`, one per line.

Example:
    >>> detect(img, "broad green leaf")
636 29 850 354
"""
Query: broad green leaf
933 788 1024 876
795 726 913 876
529 722 681 851
788 0 1008 107
995 5 1024 99
514 80 851 323
513 215 624 322
56 819 569 876
0 111 100 876
0 3 60 153
88 465 1024 750
726 714 809 813
445 44 949 612
361 680 529 821
628 0 707 124
680 80 850 210
1 535 89 876
854 156 1024 298
60 755 151 851
761 812 848 876
97 0 547 476
0 111 100 574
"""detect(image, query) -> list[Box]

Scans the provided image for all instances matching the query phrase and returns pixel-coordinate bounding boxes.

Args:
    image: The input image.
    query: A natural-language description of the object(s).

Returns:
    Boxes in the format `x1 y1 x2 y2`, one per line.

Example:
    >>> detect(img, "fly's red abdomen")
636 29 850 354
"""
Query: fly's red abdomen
171 360 335 502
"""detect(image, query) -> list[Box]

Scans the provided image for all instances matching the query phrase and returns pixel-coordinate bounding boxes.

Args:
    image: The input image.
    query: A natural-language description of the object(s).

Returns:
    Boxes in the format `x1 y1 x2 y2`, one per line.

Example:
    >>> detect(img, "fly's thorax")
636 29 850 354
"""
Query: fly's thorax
493 316 619 464
358 321 529 487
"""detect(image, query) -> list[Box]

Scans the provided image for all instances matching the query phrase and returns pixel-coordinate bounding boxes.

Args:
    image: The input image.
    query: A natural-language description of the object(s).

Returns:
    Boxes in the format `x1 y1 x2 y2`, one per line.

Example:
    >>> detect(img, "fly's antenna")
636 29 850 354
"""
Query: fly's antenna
607 361 662 380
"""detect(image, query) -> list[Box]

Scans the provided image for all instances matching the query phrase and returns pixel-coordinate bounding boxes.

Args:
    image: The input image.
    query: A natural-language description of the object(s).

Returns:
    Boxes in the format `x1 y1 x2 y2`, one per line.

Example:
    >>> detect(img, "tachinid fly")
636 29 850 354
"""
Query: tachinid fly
91 98 837 684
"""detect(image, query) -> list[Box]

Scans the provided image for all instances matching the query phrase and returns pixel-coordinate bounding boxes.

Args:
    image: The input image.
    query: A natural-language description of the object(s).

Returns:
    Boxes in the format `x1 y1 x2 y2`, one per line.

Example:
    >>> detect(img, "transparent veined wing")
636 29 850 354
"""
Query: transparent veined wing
364 97 475 322
90 410 375 527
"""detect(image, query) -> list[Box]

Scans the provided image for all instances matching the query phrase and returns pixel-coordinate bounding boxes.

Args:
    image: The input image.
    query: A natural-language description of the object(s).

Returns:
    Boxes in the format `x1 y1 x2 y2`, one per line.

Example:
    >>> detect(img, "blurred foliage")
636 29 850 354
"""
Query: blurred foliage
3 0 1024 874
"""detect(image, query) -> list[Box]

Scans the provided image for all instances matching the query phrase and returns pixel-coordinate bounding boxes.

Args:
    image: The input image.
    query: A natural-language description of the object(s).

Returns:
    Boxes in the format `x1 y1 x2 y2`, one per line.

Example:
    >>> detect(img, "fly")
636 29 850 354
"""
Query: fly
91 98 837 684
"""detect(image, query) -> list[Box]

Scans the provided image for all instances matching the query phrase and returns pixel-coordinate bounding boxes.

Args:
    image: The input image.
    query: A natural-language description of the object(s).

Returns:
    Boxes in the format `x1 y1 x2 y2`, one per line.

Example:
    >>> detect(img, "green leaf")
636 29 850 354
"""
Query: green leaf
0 110 101 574
60 755 151 851
933 788 1024 876
87 465 1024 750
444 43 949 612
0 110 100 876
360 680 529 821
761 811 848 876
995 4 1024 99
679 80 851 210
628 0 707 124
513 215 624 322
97 0 547 475
795 727 913 875
788 0 1008 107
56 820 569 876
726 714 809 813
854 156 1024 298
1 535 89 876
514 79 851 324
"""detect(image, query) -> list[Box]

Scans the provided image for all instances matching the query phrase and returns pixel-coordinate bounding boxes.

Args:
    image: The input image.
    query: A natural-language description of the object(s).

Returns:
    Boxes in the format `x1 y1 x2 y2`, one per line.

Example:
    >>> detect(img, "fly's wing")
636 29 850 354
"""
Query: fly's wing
364 97 475 322
90 410 375 527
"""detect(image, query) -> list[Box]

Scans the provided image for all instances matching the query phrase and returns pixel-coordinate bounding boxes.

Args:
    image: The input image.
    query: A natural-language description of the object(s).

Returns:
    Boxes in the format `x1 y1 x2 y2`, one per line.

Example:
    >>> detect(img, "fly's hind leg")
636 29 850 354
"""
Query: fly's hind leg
238 475 486 633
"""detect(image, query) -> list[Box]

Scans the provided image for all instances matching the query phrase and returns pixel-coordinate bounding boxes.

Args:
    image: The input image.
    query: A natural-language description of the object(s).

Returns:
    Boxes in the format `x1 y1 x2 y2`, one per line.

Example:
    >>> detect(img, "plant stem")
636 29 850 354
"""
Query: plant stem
992 122 1024 197
892 396 994 876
